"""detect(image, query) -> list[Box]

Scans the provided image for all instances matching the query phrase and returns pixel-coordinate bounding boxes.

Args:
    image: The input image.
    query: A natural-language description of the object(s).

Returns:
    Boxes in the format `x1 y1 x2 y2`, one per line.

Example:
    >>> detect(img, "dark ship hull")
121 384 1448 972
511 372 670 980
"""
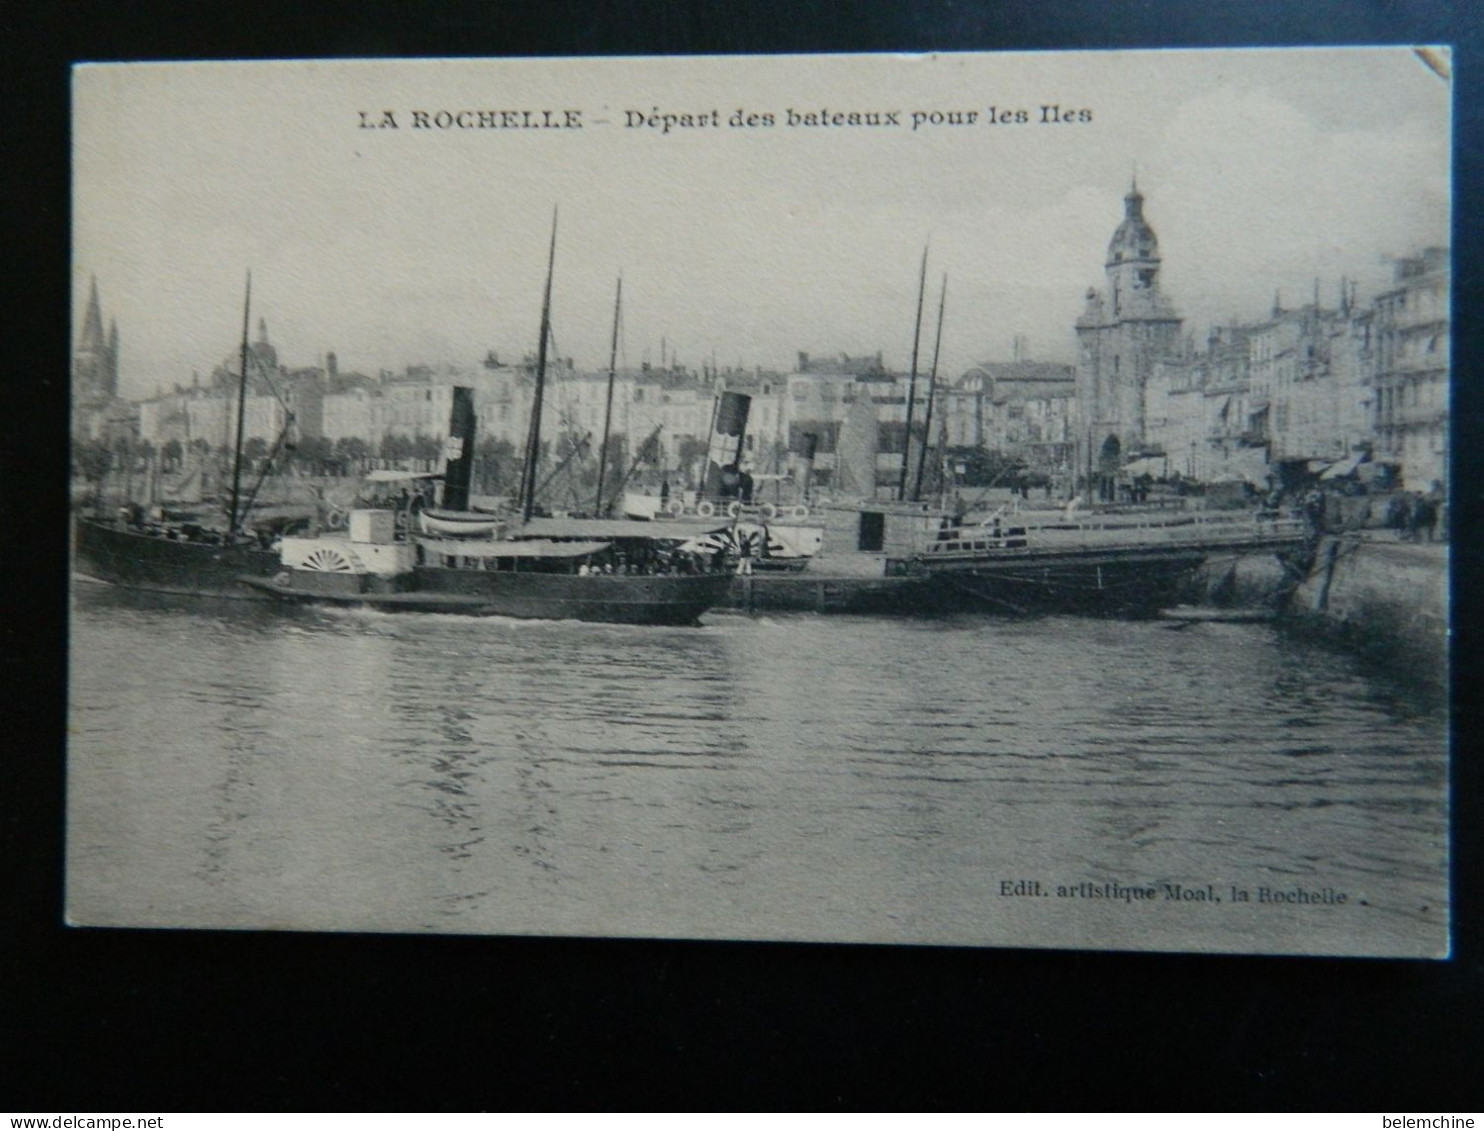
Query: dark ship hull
73 516 279 598
914 545 1210 617
239 566 733 626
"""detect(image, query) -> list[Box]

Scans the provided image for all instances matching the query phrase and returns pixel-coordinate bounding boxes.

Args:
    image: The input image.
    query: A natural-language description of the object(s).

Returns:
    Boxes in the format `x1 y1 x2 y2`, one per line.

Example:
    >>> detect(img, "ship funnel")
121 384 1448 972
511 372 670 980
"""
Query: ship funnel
703 391 752 497
441 386 477 511
797 431 819 502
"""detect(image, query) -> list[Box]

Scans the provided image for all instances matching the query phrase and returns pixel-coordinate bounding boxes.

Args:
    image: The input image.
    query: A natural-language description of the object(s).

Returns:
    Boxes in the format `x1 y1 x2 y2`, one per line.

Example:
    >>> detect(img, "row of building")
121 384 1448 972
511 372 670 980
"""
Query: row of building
1074 184 1447 495
74 185 1450 496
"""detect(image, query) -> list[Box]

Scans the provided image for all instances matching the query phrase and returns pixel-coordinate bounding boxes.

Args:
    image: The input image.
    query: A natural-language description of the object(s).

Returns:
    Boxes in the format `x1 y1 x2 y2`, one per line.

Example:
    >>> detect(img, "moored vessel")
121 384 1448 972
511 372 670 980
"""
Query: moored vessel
72 271 290 598
73 517 280 597
237 509 732 625
908 507 1309 616
239 213 734 626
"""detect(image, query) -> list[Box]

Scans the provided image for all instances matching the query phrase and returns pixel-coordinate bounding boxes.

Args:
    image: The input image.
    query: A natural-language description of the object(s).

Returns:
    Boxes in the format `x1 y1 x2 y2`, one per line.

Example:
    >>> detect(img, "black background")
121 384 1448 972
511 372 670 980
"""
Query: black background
7 0 1481 1111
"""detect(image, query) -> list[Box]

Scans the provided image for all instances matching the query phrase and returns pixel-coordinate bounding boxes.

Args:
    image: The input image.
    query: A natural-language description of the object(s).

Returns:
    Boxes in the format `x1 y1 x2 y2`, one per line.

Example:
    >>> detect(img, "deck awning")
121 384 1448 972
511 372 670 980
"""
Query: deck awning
519 517 727 540
416 537 610 559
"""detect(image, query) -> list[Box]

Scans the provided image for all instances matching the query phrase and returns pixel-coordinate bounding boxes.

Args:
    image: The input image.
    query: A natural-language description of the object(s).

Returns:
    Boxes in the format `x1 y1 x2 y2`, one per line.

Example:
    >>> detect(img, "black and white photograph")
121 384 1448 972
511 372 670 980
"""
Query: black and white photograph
68 48 1450 958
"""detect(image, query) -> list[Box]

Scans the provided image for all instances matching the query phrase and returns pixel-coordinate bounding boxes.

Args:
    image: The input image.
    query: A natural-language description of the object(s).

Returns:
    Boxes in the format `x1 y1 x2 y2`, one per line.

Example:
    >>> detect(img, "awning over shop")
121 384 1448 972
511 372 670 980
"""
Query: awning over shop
1122 456 1169 478
1320 453 1367 480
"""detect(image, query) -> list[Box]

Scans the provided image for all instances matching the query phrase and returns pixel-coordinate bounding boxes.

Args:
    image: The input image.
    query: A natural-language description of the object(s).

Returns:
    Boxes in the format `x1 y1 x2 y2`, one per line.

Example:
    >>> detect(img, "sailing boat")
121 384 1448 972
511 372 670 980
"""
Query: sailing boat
238 214 735 624
72 274 283 597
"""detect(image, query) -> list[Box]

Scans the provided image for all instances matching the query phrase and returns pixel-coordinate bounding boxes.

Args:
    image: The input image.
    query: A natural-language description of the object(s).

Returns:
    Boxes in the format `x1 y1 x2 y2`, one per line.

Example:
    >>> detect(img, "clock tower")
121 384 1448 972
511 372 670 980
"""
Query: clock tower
1074 181 1184 498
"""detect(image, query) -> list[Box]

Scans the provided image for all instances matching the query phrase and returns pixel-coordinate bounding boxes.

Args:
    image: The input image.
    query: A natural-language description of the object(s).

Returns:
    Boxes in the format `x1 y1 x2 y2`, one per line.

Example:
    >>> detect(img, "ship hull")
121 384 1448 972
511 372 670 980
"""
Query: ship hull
73 517 279 599
240 568 733 626
915 546 1210 616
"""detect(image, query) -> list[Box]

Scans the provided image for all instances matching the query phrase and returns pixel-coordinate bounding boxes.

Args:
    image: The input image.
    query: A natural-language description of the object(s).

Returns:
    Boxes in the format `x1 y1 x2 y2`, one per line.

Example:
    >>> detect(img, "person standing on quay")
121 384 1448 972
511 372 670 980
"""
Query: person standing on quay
736 528 754 576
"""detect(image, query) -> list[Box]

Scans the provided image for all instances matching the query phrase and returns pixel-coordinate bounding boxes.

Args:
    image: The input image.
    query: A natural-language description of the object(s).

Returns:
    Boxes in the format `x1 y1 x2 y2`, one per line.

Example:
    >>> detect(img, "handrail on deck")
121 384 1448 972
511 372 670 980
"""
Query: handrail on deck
922 513 1308 558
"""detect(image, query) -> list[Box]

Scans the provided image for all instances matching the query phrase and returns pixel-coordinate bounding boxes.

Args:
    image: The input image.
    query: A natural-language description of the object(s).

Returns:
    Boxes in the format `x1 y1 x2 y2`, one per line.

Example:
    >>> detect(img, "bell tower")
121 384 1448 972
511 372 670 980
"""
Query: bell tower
1075 180 1183 498
1105 179 1165 317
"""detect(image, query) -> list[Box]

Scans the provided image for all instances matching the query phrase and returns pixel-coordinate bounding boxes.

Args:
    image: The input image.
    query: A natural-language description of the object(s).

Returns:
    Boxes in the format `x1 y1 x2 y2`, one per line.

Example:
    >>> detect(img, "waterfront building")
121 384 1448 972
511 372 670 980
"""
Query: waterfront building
948 357 1077 473
1140 299 1372 489
320 387 376 445
1196 324 1263 482
176 391 290 450
1247 295 1366 468
1068 177 1446 495
136 396 190 451
1370 247 1449 490
1144 353 1206 479
134 321 328 451
772 353 885 490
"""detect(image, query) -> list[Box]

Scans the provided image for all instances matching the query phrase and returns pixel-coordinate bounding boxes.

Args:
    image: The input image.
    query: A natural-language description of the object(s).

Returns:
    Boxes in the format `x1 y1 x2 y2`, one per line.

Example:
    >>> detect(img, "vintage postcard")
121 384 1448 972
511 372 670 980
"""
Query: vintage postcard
69 50 1450 955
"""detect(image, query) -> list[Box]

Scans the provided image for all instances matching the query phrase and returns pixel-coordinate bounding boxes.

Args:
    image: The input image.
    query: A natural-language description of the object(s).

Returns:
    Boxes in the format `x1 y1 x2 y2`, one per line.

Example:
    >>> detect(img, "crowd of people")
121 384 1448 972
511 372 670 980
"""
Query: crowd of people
1383 490 1443 542
1261 481 1446 542
576 548 734 577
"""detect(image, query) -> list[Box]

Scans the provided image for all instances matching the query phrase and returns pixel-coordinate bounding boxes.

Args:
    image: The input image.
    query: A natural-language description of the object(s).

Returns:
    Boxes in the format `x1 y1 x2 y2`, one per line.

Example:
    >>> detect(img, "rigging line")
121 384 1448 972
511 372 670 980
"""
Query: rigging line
237 414 297 521
896 244 930 501
912 273 948 502
245 350 294 416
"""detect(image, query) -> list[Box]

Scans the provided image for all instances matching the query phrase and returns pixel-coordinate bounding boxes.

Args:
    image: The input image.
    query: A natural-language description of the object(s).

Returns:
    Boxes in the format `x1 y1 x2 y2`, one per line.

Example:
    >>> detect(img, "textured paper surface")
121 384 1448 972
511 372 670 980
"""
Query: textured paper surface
70 51 1451 955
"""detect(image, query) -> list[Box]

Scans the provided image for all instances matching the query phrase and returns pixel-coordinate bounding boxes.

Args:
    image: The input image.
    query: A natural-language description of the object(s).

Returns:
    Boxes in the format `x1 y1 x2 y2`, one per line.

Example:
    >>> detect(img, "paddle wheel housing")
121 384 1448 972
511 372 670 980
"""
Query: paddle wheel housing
274 510 418 594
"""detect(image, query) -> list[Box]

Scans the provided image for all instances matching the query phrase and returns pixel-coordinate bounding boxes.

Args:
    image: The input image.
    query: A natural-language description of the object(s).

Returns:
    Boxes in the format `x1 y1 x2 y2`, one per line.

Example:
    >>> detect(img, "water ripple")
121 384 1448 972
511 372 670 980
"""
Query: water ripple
67 587 1448 954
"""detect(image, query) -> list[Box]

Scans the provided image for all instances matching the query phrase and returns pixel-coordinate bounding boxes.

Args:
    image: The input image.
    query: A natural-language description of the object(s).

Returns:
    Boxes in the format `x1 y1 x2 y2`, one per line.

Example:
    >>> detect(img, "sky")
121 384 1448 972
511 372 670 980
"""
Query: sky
73 49 1451 401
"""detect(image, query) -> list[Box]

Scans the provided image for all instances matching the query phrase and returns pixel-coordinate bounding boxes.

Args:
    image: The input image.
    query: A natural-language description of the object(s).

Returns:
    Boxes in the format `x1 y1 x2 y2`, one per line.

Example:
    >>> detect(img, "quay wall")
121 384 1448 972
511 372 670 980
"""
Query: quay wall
1287 534 1448 689
1184 550 1296 608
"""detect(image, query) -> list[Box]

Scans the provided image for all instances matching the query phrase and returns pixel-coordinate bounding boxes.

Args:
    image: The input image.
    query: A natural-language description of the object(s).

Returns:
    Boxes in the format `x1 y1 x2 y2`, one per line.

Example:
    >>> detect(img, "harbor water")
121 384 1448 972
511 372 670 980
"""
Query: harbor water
67 583 1448 956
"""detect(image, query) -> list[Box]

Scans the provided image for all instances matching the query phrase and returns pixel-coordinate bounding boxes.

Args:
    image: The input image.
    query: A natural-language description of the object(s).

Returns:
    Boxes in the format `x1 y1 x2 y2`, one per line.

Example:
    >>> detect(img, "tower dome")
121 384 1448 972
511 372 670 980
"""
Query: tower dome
1106 181 1159 268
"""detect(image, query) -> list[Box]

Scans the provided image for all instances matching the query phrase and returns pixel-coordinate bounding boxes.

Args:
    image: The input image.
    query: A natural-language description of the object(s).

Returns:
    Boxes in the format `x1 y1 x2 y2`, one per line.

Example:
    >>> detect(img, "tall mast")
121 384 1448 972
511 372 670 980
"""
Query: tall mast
521 209 559 522
912 274 947 502
594 275 622 515
227 270 252 535
896 245 929 501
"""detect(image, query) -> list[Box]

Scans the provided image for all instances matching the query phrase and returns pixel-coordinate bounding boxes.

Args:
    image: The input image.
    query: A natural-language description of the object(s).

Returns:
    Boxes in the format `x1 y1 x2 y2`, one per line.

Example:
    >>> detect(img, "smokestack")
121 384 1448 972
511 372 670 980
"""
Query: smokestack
714 391 751 438
441 386 477 511
703 391 753 496
798 431 819 502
